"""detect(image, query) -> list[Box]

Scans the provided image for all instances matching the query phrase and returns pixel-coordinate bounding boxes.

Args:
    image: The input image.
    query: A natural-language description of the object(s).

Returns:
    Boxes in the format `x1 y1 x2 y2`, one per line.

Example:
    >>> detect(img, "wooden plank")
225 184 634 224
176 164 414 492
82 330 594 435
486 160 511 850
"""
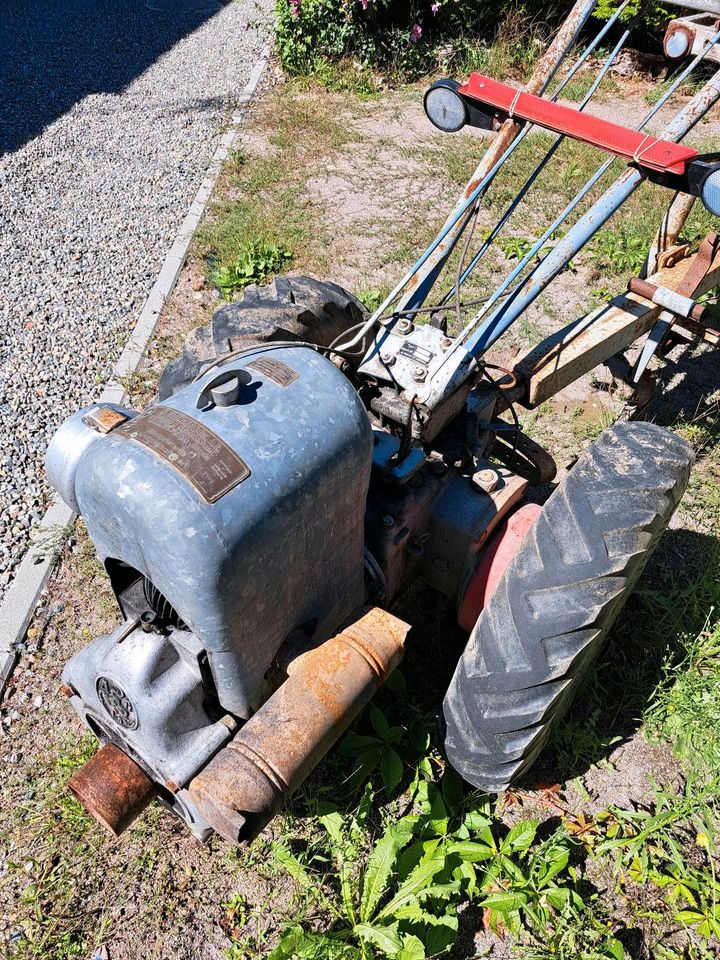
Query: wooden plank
674 315 720 345
514 249 720 407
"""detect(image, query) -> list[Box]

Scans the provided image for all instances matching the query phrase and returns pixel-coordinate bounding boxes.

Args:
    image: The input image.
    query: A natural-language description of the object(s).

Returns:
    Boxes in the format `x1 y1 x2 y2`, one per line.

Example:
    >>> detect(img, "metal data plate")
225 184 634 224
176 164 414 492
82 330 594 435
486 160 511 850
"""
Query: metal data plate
247 357 299 387
359 323 445 384
359 322 475 410
116 406 250 503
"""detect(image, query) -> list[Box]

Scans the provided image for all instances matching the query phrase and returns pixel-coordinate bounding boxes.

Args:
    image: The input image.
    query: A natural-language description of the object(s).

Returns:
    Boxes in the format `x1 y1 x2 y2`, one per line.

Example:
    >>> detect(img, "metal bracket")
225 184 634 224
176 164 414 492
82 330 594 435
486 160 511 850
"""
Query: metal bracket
657 242 693 270
628 278 708 324
491 431 558 485
371 429 426 484
665 11 720 63
632 232 720 381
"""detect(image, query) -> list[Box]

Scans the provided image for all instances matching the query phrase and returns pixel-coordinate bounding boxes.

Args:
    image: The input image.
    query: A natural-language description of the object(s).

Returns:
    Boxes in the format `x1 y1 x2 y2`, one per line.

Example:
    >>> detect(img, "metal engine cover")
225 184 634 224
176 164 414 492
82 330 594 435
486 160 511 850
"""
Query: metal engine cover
64 346 373 718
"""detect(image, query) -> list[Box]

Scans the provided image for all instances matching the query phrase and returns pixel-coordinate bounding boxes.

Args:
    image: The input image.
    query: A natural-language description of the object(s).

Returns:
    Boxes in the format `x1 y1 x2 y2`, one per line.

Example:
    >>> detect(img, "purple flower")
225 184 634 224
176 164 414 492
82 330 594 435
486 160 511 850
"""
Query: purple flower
289 0 301 14
431 2 440 12
360 0 368 8
410 22 422 42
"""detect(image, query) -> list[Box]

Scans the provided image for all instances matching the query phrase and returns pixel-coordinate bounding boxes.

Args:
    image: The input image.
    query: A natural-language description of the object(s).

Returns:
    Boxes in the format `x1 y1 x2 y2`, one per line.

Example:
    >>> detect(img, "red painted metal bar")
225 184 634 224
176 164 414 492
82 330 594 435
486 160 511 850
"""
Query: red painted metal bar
459 73 699 175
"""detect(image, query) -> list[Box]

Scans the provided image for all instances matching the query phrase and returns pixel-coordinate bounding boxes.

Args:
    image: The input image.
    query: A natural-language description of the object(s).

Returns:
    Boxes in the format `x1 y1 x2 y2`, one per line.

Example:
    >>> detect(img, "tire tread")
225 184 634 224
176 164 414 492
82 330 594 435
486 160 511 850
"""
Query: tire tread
158 276 365 400
442 421 693 792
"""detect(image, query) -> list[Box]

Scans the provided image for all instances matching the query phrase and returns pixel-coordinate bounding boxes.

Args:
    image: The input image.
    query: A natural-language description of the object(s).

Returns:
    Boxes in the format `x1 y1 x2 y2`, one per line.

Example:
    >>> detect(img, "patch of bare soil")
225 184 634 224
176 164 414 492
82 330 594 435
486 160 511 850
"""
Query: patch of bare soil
570 736 684 815
160 259 218 349
301 94 483 292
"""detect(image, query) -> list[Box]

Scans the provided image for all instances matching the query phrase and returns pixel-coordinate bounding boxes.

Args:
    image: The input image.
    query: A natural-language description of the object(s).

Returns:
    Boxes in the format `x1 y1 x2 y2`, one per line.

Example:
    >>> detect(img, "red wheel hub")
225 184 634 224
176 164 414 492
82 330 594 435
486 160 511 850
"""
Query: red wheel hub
458 502 542 632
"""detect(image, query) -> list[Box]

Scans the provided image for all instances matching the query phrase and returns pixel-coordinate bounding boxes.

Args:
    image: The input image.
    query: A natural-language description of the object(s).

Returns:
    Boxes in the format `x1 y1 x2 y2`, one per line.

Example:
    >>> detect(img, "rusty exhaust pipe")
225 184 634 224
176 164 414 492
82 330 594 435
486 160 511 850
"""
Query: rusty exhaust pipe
66 607 408 843
67 742 156 836
188 606 410 845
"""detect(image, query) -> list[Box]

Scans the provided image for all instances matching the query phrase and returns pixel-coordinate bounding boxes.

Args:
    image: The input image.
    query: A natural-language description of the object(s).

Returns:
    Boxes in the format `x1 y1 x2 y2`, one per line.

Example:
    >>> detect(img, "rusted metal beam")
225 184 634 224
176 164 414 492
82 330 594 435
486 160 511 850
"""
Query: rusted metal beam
644 192 697 277
394 0 598 314
188 606 410 845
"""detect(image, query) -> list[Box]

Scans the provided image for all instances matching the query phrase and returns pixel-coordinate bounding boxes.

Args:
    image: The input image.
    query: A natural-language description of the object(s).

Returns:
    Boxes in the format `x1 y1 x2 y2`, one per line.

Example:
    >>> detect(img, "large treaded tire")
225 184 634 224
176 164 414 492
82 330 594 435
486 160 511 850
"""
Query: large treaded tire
158 276 366 400
441 421 694 792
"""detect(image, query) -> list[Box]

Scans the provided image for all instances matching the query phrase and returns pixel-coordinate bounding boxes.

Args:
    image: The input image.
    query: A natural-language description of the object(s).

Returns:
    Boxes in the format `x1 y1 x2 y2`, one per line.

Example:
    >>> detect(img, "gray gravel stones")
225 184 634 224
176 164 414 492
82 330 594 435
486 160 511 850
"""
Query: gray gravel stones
0 0 270 602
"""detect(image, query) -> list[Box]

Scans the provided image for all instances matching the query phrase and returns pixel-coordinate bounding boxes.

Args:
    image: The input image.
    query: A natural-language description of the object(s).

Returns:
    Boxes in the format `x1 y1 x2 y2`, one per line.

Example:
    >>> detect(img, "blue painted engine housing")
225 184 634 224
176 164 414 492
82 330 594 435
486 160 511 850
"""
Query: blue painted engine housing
72 346 373 718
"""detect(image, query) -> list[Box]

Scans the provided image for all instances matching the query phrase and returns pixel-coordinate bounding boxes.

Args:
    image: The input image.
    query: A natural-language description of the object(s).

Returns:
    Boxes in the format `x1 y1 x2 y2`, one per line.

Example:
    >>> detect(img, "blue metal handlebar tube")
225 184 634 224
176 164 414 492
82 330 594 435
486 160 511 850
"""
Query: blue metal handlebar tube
461 64 720 356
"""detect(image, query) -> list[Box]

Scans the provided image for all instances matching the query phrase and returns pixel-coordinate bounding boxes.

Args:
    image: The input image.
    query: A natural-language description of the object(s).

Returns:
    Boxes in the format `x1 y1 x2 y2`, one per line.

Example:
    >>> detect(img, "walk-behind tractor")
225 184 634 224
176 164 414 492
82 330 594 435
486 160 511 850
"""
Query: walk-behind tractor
47 0 720 845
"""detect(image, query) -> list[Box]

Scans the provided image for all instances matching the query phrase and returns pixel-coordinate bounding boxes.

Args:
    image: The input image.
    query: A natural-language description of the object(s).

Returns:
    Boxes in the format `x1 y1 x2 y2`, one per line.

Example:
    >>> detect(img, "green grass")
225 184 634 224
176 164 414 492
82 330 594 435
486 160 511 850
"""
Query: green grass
216 496 720 956
4 735 107 960
553 68 621 105
8 68 720 960
558 71 597 103
260 694 720 959
422 121 717 319
568 403 615 441
450 9 547 84
261 713 627 960
198 92 361 298
210 240 292 299
643 71 710 107
640 538 720 778
356 286 392 313
538 409 720 779
202 98 720 958
286 60 380 99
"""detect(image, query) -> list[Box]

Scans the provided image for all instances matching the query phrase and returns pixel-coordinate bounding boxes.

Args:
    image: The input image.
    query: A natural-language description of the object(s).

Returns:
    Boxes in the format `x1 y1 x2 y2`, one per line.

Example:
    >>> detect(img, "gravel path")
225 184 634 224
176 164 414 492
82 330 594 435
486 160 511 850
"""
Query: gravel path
0 0 271 601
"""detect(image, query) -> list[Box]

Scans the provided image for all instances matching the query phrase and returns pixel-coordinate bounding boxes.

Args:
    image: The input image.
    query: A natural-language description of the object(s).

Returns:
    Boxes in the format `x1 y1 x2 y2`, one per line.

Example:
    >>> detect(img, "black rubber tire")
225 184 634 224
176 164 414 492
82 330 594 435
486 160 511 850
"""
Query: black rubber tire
158 276 366 400
441 421 694 793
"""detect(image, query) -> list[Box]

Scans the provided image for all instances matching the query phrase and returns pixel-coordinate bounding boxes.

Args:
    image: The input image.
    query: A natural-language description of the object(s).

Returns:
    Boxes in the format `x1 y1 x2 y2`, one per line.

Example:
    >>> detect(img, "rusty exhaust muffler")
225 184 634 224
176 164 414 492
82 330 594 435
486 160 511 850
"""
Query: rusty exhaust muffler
188 606 409 844
67 606 409 844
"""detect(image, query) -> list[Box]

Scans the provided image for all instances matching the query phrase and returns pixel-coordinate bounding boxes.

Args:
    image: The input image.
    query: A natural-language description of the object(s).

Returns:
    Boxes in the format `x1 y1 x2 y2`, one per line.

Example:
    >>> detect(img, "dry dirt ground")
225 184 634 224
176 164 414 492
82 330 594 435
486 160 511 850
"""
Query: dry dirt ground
2 60 720 960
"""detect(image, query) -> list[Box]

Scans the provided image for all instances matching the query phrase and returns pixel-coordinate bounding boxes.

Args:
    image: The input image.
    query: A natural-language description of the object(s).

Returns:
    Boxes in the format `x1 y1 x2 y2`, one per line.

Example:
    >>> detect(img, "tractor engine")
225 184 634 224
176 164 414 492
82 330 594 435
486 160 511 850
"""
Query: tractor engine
46 346 377 840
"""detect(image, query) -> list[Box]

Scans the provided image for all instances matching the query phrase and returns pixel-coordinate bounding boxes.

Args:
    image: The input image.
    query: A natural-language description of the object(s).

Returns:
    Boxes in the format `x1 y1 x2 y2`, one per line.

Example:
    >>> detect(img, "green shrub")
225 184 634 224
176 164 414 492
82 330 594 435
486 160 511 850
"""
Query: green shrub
209 240 292 298
274 0 678 83
274 0 570 81
592 0 674 30
275 0 355 76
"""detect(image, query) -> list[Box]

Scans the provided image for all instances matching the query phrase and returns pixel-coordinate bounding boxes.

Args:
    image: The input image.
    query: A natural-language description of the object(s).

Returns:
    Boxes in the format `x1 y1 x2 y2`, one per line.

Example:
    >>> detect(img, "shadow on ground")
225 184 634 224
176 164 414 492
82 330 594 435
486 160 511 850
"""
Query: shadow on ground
0 0 224 155
536 525 719 785
388 524 719 791
644 333 720 425
518 336 720 782
288 335 720 823
520 337 720 783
